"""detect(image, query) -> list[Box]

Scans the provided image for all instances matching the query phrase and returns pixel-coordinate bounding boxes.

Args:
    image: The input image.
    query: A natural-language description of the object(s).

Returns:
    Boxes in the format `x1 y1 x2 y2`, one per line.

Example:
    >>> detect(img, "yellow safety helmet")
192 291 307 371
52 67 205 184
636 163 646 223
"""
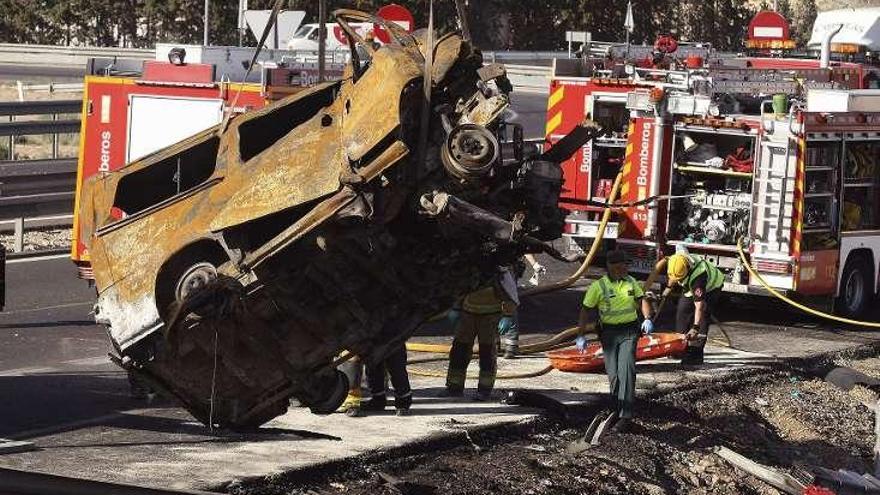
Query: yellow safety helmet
666 253 691 282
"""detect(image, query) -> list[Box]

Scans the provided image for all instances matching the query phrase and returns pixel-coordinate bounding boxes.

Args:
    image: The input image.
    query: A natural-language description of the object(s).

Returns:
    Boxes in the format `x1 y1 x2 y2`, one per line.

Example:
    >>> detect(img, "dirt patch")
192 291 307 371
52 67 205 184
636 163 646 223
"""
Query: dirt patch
230 358 877 495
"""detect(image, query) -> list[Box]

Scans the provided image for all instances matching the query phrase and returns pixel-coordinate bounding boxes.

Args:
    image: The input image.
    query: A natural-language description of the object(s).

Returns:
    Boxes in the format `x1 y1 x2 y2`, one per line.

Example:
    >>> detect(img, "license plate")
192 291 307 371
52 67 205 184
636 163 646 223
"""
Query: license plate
723 282 749 294
567 221 619 239
629 258 655 273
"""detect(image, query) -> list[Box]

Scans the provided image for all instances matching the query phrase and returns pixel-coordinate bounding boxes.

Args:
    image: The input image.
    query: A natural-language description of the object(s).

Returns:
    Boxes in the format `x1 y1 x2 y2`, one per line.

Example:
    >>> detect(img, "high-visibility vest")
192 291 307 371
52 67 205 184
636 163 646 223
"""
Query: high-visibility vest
462 286 516 315
590 275 641 325
683 257 724 293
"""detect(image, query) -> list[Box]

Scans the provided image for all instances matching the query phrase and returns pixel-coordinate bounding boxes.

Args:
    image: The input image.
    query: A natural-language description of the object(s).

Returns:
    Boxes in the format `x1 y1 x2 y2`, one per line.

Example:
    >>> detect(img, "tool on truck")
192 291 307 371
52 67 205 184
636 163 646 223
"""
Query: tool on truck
547 10 880 319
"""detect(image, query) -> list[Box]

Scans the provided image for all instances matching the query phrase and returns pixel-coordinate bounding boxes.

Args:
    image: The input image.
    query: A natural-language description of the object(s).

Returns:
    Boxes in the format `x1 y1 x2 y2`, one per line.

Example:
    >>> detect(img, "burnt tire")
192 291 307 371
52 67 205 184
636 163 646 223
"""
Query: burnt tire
837 255 874 319
156 248 228 320
307 369 350 415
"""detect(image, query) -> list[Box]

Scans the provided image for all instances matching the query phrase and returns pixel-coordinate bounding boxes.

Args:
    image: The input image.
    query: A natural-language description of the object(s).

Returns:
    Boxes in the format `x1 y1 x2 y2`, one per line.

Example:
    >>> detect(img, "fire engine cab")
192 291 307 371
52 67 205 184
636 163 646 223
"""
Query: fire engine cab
549 16 880 318
71 44 345 278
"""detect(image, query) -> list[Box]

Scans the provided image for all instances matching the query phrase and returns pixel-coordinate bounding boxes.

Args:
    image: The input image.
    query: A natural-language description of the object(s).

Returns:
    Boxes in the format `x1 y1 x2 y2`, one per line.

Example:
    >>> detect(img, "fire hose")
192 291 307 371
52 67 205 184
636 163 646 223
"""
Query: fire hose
736 238 880 329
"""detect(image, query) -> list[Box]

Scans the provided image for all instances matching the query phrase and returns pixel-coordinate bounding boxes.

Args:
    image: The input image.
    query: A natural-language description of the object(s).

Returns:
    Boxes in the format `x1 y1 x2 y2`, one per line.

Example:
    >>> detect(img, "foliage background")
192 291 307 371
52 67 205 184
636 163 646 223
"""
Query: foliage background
0 0 837 51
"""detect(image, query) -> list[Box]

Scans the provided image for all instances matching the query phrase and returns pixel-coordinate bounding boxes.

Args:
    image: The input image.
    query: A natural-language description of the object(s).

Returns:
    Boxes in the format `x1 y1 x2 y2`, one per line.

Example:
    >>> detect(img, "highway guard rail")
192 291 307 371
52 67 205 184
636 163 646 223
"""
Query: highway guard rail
0 99 80 253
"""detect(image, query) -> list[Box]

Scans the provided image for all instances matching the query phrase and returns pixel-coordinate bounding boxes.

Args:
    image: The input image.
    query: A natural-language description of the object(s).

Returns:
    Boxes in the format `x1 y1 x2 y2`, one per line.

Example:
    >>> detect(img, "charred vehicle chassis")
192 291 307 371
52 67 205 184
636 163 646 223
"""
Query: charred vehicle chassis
78 10 601 429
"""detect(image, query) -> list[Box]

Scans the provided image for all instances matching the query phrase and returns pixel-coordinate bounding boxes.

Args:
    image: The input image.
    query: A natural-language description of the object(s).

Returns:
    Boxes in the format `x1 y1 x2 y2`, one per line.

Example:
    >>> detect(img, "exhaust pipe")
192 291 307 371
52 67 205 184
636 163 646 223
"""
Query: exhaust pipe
820 24 843 69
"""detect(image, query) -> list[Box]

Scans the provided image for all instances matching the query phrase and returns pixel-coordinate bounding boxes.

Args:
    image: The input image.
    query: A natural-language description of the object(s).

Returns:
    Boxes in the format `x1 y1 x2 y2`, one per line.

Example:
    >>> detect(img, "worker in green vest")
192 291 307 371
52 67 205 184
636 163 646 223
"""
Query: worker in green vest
664 252 724 365
576 249 653 432
442 268 518 401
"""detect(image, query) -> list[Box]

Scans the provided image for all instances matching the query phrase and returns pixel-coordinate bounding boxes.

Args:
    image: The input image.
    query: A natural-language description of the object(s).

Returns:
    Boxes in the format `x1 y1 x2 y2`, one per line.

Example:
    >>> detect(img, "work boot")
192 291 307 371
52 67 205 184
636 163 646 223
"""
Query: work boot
395 407 411 417
680 347 705 365
611 417 632 433
338 392 362 417
473 389 492 402
363 394 387 412
503 347 517 359
438 387 464 398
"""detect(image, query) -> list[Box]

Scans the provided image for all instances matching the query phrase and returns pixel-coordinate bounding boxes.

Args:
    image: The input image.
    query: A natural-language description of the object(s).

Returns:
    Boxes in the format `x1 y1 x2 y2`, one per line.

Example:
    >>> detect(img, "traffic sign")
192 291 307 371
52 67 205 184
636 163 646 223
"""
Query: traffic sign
748 11 790 41
333 25 348 44
374 4 415 44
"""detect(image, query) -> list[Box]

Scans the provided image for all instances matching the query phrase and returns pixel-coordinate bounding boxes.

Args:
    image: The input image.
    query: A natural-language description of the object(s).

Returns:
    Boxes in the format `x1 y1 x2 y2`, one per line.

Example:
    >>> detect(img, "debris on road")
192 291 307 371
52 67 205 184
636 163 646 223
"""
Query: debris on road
234 355 879 495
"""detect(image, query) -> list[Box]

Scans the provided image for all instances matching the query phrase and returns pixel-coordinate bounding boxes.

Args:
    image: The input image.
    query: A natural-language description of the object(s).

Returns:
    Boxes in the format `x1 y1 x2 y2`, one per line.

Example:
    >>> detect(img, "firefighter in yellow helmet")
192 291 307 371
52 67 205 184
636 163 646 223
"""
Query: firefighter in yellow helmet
661 252 724 365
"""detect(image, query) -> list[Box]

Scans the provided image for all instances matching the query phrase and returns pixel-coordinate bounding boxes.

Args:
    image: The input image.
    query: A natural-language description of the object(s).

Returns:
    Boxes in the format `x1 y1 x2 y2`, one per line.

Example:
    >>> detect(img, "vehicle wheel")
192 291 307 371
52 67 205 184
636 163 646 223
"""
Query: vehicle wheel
837 255 874 319
174 261 218 303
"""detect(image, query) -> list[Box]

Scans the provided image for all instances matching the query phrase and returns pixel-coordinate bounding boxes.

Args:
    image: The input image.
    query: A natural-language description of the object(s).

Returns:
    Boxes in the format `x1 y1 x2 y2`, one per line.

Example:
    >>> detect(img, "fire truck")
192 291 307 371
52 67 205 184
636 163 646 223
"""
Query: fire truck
549 14 880 318
71 44 346 278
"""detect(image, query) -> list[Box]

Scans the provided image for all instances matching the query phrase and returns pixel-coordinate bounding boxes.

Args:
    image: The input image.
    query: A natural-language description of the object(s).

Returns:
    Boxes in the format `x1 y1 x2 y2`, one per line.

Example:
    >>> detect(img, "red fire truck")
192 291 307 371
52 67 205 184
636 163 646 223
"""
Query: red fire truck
549 24 880 317
71 45 342 278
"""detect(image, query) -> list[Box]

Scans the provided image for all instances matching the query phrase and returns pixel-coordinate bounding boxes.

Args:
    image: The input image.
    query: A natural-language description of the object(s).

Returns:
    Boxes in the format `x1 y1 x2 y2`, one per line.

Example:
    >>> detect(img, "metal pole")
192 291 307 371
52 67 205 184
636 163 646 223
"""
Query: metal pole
52 113 58 159
453 0 471 43
238 0 247 46
318 0 326 82
8 116 13 160
203 0 209 46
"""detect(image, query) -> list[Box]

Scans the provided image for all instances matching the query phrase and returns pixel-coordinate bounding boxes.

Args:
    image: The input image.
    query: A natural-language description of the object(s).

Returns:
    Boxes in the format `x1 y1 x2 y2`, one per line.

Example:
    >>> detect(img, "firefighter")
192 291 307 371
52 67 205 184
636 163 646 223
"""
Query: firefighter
664 253 724 365
441 268 518 401
364 343 413 416
502 254 544 359
576 249 653 432
337 356 364 417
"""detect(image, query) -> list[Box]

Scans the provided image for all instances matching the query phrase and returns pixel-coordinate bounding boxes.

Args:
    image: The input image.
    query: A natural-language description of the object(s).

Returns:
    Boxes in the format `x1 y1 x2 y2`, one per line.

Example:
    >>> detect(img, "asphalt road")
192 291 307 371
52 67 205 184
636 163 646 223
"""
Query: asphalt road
0 256 139 438
509 91 547 139
3 255 878 433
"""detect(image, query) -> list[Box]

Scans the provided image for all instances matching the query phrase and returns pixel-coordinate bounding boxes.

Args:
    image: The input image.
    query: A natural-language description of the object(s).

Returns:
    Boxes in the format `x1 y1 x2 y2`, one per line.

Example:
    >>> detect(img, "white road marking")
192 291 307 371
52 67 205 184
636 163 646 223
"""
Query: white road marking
6 253 70 264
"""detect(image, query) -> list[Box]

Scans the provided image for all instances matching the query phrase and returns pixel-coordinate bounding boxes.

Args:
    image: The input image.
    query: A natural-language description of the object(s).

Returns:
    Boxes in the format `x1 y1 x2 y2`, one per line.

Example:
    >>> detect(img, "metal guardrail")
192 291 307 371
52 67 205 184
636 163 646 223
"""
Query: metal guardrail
0 43 152 68
0 100 80 253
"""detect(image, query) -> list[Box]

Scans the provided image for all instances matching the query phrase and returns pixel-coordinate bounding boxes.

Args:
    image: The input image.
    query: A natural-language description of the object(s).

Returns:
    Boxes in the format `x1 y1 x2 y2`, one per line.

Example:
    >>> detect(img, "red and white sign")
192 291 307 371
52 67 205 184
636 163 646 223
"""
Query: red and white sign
748 11 790 41
374 4 415 44
333 25 349 44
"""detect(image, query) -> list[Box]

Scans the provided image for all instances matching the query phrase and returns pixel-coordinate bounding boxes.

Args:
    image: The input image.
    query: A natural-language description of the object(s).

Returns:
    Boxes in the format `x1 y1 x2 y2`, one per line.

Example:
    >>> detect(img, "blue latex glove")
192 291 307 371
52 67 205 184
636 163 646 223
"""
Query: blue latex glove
497 316 515 335
641 319 654 335
575 335 587 353
446 309 461 327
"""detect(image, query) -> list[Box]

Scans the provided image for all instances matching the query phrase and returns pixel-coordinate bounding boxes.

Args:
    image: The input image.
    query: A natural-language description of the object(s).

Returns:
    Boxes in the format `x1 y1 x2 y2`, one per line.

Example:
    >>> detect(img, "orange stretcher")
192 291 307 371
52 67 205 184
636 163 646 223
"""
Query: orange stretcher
548 332 688 373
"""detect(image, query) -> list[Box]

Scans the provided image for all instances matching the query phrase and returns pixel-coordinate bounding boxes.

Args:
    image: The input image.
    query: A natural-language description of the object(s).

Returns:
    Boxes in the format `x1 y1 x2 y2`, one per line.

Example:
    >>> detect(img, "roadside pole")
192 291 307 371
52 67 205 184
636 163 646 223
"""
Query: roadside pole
318 0 327 82
204 0 210 46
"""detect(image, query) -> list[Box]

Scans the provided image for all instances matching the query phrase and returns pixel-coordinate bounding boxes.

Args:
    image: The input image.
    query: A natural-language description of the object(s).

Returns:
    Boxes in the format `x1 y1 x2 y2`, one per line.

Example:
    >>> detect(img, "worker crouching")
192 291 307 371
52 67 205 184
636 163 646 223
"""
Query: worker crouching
664 253 724 365
577 250 653 432
442 268 518 401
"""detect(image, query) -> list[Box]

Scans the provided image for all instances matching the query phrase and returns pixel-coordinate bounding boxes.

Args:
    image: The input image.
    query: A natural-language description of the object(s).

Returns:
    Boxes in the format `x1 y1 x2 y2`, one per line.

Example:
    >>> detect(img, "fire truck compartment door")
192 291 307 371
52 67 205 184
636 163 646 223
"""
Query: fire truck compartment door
751 126 797 257
127 95 224 164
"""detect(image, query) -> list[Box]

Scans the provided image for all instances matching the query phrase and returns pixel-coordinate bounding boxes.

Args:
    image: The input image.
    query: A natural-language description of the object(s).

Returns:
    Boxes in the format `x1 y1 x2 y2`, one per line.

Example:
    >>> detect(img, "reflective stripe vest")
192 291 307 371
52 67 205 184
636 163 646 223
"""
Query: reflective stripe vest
683 257 724 293
587 275 641 325
462 286 516 315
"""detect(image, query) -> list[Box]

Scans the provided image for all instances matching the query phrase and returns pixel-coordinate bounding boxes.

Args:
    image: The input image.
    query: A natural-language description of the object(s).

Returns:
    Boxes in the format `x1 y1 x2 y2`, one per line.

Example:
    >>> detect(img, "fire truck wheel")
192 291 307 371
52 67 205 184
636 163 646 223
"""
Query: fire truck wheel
837 254 874 319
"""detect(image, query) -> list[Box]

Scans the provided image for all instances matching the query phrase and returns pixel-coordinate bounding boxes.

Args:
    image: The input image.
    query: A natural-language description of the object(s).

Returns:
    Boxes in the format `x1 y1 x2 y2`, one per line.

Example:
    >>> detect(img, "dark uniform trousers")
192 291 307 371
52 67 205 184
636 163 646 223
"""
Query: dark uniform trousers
446 311 500 394
675 288 722 362
366 344 412 409
599 320 640 419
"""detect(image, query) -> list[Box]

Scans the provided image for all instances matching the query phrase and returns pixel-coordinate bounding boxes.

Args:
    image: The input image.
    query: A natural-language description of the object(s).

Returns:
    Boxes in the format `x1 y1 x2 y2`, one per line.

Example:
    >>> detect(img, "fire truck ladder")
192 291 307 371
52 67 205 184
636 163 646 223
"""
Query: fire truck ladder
751 108 798 257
